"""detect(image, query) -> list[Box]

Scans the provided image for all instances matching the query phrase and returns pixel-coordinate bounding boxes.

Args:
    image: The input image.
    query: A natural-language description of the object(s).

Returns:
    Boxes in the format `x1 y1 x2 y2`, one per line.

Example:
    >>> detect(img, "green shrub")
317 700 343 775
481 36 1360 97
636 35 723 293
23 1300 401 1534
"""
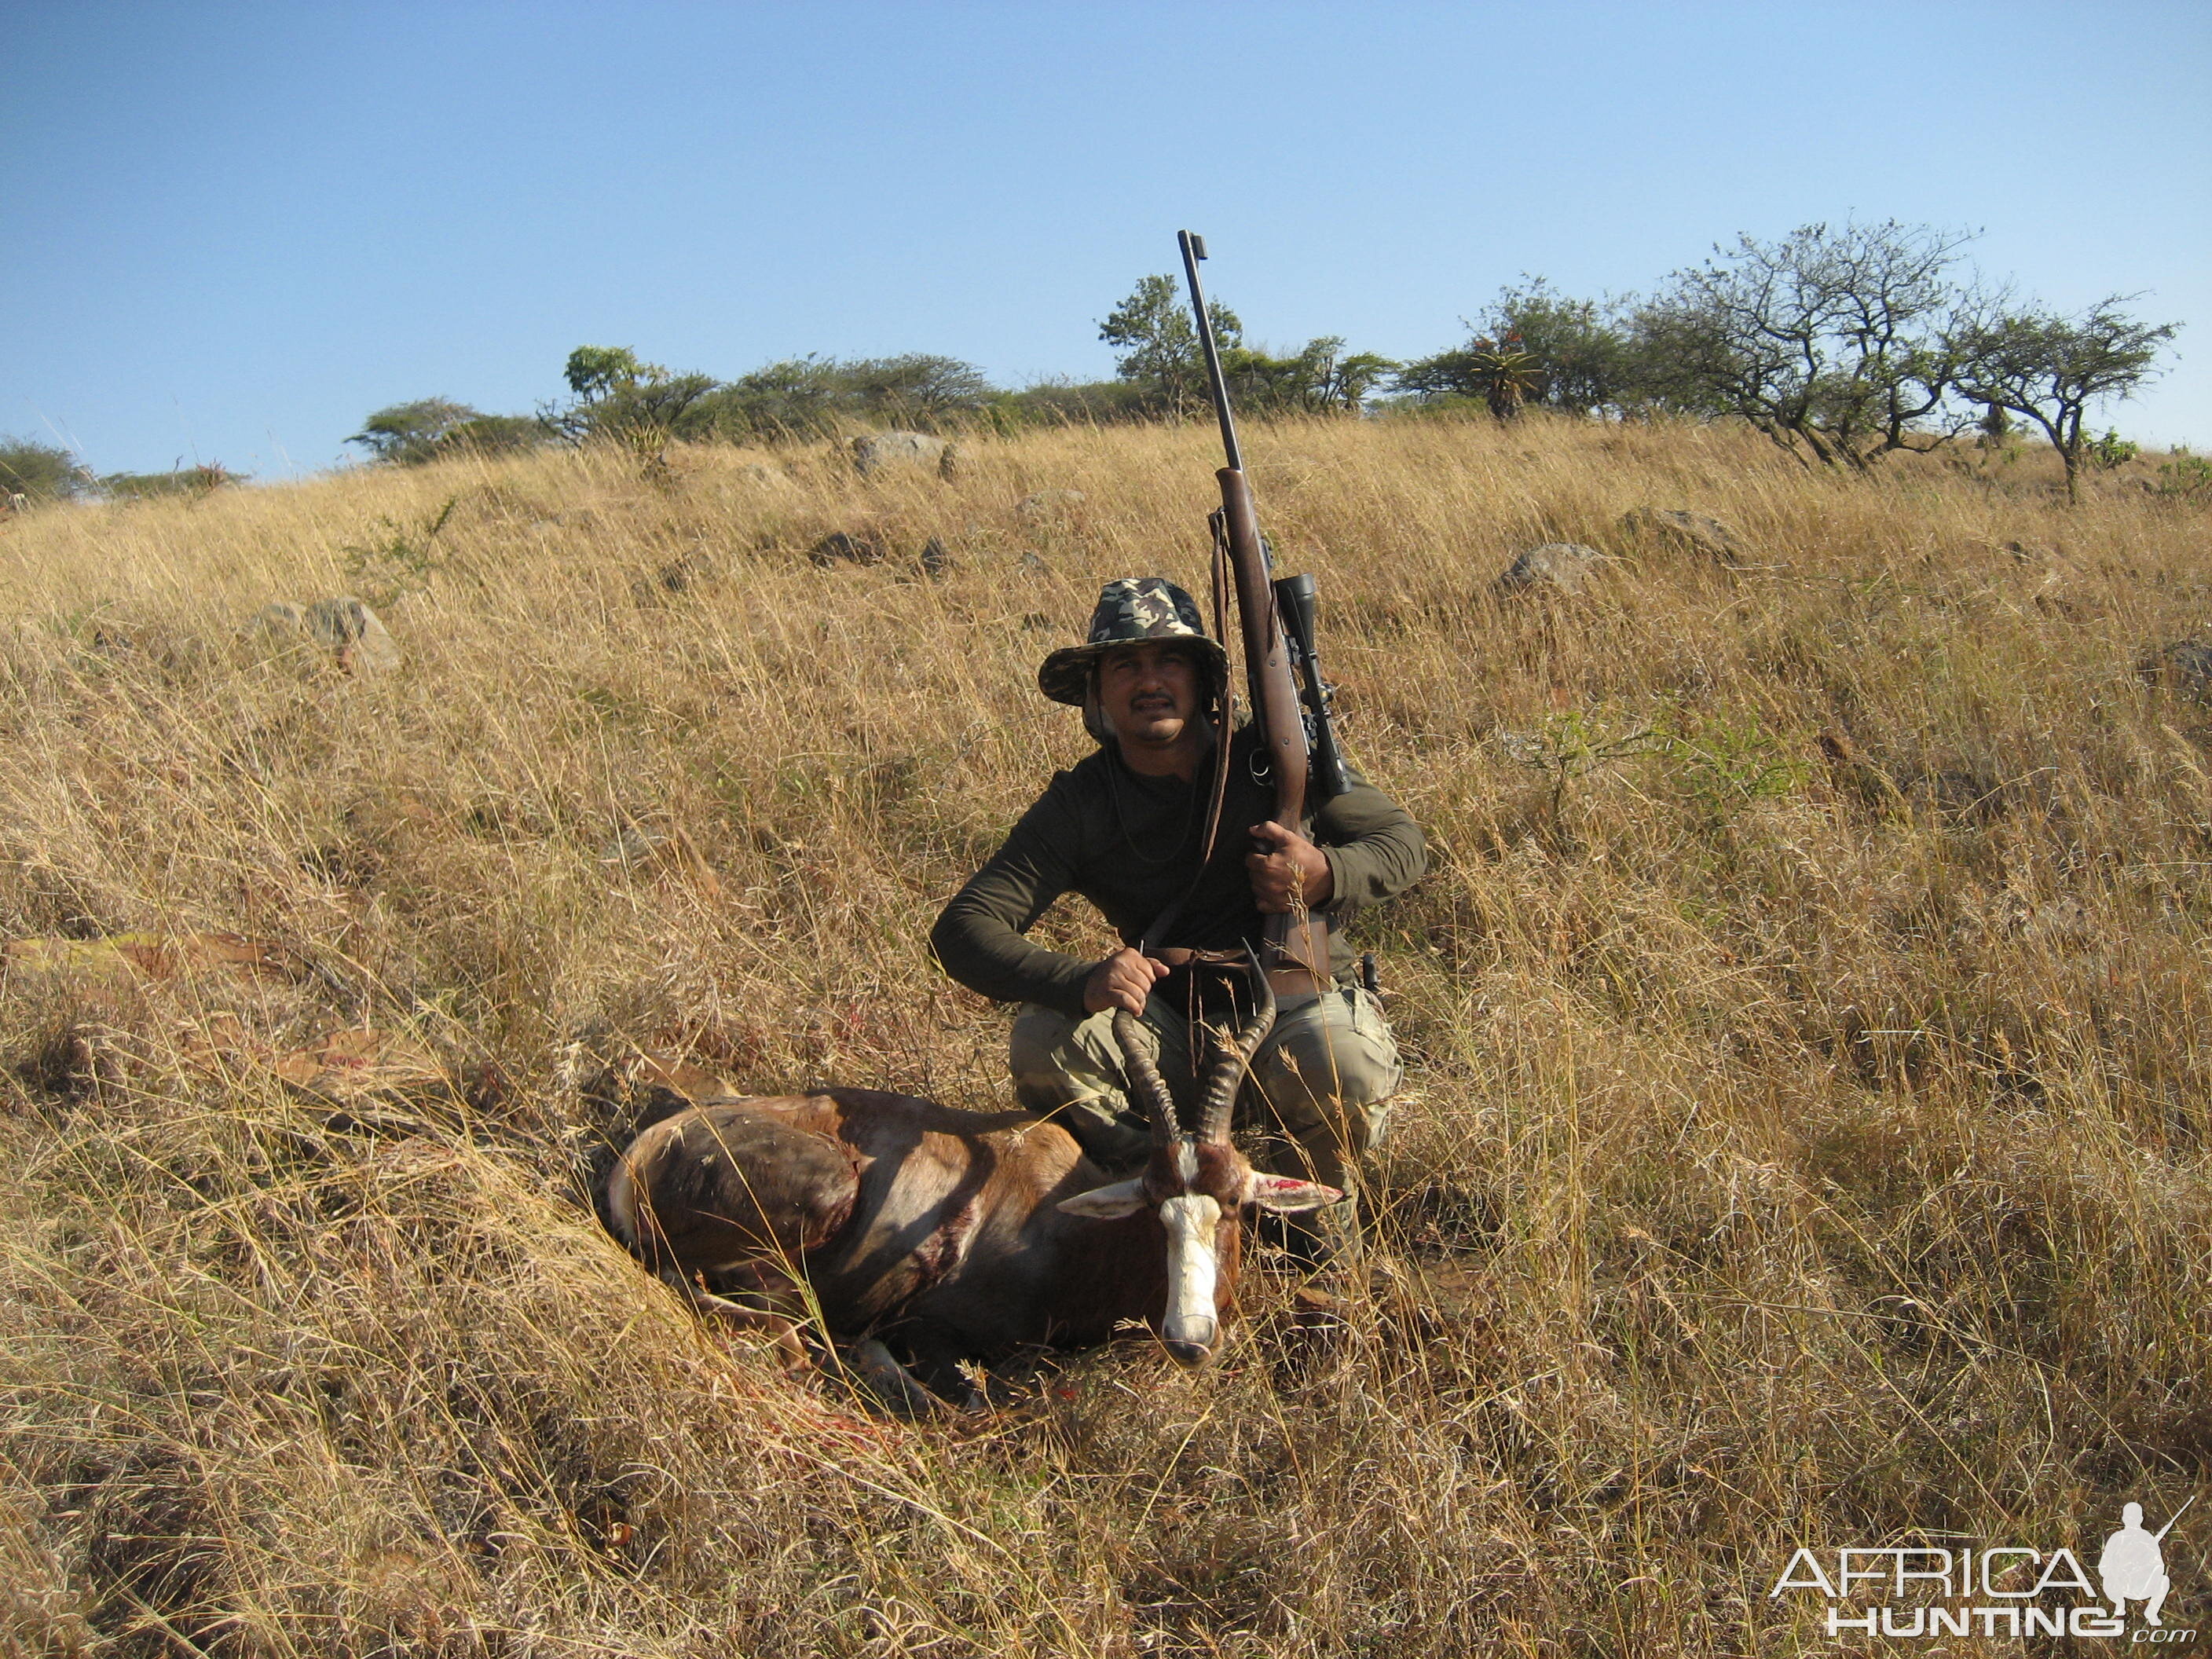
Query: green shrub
2155 451 2212 502
441 414 548 458
691 353 994 441
349 401 548 466
987 379 1154 429
2085 427 2140 470
99 463 241 502
0 434 93 503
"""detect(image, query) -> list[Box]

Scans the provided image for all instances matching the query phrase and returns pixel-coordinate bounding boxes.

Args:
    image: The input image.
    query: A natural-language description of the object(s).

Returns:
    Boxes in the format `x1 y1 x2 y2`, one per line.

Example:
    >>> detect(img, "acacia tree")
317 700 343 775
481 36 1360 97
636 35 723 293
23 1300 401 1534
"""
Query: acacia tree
825 354 994 423
0 435 93 504
347 398 479 464
349 400 544 466
1101 276 1389 415
1223 335 1397 415
693 353 994 439
1099 274 1243 412
1950 297 2179 502
547 346 719 451
1397 278 1629 416
1629 220 1976 469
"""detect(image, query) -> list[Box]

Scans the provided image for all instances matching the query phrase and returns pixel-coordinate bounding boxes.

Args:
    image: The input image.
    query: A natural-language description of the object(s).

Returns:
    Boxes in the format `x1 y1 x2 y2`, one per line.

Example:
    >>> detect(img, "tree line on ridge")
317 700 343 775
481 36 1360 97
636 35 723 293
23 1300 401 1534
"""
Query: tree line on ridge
1 219 2183 509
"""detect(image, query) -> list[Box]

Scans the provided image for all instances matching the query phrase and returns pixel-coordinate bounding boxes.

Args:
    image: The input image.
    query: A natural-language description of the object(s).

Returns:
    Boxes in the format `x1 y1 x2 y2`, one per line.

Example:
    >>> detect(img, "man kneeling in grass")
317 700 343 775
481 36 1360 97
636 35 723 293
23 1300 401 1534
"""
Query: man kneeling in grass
931 577 1424 1265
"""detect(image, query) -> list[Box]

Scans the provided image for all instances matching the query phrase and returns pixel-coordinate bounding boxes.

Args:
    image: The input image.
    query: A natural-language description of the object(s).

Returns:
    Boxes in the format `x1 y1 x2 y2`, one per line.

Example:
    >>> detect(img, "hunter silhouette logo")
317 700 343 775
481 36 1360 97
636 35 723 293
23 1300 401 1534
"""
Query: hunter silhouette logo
2102 1498 2192 1628
1770 1497 2199 1641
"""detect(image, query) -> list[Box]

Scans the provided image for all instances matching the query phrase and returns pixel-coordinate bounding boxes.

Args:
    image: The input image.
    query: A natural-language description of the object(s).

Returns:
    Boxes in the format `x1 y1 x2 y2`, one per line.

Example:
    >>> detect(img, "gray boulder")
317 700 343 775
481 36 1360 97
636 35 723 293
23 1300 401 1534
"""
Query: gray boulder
251 596 399 673
1624 507 1746 565
304 597 401 675
1498 543 1610 595
633 552 720 600
809 529 890 566
2141 640 2212 701
852 431 956 480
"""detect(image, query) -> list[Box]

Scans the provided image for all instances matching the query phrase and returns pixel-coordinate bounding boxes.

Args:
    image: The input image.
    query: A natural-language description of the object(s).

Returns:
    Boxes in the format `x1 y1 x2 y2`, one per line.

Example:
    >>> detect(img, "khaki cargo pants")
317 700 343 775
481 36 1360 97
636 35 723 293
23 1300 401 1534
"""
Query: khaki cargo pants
1009 984 1402 1205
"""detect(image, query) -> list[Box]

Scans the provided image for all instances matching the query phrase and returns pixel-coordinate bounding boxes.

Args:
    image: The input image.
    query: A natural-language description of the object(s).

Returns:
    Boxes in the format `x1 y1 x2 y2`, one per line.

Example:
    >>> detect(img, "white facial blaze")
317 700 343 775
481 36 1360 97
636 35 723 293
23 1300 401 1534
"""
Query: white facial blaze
1158 1193 1223 1346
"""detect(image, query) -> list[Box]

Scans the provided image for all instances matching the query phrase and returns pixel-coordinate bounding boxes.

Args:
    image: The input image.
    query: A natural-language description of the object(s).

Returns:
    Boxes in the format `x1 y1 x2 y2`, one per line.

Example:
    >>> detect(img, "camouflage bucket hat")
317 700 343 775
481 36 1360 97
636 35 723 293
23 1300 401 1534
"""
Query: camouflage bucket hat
1038 577 1230 705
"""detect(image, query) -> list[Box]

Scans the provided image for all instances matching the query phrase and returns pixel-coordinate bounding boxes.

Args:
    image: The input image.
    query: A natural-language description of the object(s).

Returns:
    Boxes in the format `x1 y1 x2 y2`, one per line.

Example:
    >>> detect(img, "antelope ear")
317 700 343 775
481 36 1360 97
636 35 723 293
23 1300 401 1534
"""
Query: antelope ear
1057 1178 1149 1219
1242 1173 1342 1213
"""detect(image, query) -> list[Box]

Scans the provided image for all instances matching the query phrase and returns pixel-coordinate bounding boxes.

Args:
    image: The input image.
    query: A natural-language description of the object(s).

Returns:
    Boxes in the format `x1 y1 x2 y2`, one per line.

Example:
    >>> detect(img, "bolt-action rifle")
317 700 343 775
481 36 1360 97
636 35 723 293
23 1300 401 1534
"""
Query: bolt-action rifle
2155 1495 2196 1543
1177 229 1350 999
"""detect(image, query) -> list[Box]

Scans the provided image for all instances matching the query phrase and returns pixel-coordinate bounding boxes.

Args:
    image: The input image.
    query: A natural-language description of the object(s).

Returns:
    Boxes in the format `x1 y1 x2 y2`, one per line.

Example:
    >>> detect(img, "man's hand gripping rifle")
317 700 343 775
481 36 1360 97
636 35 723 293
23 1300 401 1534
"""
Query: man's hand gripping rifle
1177 229 1351 1001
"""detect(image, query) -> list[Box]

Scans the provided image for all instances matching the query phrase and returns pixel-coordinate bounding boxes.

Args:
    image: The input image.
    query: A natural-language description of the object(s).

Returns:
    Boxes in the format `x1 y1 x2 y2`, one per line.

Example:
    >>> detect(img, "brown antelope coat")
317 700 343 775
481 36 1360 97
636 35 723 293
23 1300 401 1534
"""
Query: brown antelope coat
607 970 1335 1407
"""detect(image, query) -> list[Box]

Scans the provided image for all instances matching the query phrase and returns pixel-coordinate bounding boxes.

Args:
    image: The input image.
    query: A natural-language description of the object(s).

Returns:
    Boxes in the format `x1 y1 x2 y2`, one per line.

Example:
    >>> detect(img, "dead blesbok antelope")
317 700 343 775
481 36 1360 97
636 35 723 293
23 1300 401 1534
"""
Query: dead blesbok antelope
606 958 1337 1410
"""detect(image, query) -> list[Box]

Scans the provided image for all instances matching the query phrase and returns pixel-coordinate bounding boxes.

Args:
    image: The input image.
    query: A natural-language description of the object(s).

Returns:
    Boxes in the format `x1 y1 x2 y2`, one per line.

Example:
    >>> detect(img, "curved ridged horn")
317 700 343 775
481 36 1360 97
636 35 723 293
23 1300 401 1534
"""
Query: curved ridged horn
1196 947 1276 1145
1113 1009 1181 1147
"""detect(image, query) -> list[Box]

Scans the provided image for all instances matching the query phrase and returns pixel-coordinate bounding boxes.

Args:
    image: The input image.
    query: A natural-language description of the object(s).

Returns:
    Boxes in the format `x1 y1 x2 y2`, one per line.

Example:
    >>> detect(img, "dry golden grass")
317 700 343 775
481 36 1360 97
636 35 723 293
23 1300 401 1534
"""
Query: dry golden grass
2 413 2209 1655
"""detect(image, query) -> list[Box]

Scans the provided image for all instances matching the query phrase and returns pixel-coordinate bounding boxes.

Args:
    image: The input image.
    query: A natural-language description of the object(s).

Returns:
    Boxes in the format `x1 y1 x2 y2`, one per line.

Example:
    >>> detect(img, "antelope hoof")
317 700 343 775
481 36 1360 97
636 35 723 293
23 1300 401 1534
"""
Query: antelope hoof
842 1339 950 1419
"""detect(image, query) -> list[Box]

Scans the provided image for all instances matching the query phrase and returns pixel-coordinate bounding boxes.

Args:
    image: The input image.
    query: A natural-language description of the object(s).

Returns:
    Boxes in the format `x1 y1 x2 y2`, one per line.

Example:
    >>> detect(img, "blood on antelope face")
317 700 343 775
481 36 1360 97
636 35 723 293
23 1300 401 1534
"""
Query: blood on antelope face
1055 961 1340 1364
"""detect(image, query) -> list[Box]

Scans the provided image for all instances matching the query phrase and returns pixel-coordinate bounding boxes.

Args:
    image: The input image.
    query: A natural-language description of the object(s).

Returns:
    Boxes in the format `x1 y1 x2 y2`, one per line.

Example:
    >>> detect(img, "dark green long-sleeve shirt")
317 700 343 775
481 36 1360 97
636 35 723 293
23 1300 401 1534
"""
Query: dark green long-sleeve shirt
931 727 1426 1017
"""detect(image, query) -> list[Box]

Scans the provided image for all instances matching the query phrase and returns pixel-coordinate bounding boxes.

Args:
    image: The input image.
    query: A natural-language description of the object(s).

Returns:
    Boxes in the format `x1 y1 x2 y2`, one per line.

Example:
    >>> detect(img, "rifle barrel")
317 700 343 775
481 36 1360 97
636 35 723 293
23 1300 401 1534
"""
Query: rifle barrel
2155 1493 2196 1542
1177 230 1243 473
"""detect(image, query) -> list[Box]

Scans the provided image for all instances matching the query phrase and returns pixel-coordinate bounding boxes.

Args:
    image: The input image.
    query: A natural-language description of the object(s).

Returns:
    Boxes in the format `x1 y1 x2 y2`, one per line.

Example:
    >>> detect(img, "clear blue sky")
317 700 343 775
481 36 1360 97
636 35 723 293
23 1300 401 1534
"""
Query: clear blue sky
6 0 2207 478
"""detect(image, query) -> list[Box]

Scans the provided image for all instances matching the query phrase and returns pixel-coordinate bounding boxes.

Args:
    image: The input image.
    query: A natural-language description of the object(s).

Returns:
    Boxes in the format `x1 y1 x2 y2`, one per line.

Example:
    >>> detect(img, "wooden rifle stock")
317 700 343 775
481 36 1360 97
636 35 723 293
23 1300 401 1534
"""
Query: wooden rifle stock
1217 470 1331 997
1183 230 1331 998
1217 470 1306 827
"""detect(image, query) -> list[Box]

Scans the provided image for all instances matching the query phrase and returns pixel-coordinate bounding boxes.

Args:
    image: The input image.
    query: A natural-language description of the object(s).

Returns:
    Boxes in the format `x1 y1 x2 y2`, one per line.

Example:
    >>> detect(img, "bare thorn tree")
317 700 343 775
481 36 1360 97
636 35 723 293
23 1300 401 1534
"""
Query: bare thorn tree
1630 220 1979 471
1949 296 2181 503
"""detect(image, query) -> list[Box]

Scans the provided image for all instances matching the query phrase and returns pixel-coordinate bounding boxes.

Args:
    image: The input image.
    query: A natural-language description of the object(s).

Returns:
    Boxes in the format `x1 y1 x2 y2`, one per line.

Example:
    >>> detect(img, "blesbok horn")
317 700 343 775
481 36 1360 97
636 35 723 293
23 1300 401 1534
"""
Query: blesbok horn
1196 947 1276 1145
1113 1009 1181 1144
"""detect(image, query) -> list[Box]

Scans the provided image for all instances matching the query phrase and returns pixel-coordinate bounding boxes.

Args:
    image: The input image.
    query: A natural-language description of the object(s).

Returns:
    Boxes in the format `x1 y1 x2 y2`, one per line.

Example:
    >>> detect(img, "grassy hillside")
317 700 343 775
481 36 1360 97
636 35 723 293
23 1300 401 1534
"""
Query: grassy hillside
2 415 2208 1656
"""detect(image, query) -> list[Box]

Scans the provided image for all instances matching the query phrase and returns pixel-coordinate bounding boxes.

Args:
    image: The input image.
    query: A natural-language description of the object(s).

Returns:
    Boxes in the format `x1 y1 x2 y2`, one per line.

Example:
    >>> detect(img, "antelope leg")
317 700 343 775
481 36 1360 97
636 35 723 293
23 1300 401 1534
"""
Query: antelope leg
901 1331 991 1414
664 1273 813 1374
838 1339 950 1419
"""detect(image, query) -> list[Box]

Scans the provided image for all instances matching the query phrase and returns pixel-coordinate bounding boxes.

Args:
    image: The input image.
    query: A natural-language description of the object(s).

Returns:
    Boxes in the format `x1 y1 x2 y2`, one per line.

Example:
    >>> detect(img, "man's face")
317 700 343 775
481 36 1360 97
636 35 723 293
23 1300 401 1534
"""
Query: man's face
1096 641 1203 750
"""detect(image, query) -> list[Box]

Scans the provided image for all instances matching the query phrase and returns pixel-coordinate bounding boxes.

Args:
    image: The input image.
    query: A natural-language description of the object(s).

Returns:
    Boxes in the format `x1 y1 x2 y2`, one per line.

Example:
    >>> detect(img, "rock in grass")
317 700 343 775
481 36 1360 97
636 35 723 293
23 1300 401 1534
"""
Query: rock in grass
633 551 723 600
303 597 401 675
851 430 956 480
2141 640 2212 701
1498 542 1610 595
251 596 400 673
809 529 890 567
1623 507 1746 565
